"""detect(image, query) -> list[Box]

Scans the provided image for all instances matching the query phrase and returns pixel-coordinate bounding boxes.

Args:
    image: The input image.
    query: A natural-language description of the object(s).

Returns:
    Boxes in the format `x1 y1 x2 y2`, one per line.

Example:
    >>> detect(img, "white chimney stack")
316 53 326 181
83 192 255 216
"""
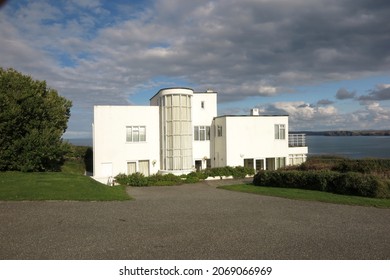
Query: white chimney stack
250 108 259 116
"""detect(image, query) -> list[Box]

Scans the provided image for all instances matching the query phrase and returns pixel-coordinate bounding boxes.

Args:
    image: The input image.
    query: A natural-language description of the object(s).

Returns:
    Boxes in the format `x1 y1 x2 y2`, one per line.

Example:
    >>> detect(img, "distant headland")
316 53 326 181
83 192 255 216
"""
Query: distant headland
292 130 390 136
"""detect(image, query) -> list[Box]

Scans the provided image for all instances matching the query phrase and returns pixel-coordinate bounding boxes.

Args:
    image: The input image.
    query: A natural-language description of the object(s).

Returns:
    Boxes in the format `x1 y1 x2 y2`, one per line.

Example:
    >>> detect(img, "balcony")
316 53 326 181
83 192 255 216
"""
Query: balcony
289 134 306 147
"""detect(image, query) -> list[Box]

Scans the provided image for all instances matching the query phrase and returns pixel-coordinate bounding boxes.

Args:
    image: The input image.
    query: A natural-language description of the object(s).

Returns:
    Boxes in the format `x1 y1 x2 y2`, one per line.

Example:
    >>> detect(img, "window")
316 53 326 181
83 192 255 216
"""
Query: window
127 162 136 175
201 101 205 109
275 124 286 139
126 126 146 142
276 157 286 169
217 125 223 137
194 126 210 141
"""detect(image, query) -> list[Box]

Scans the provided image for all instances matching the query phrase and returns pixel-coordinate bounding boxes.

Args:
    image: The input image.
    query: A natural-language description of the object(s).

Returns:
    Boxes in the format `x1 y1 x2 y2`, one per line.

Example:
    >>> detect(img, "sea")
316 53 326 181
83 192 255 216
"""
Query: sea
305 135 390 159
65 136 390 159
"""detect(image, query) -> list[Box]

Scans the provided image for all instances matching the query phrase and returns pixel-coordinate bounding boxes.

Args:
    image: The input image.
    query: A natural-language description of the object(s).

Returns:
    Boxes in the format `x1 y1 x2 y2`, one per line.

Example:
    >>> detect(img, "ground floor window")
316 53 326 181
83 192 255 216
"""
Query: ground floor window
127 160 150 176
289 154 306 165
244 158 264 173
275 157 286 169
127 162 136 175
139 160 150 176
266 157 286 170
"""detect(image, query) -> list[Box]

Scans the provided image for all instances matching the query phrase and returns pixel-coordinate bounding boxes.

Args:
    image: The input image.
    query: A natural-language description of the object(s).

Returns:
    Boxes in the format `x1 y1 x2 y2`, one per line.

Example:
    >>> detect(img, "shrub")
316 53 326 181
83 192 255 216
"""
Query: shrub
184 176 200 184
127 172 149 186
114 173 129 185
232 166 255 178
202 166 254 178
253 170 389 198
331 172 387 198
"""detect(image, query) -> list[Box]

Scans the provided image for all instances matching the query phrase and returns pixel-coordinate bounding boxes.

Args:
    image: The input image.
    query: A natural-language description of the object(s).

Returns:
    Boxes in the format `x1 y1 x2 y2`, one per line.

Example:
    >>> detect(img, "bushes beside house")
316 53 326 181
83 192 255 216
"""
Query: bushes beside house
202 166 255 179
114 166 254 187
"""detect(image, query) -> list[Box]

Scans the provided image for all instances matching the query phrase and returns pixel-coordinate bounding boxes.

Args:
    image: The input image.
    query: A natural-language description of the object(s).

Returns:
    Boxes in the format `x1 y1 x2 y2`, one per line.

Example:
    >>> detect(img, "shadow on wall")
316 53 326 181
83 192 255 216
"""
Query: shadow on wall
84 147 93 175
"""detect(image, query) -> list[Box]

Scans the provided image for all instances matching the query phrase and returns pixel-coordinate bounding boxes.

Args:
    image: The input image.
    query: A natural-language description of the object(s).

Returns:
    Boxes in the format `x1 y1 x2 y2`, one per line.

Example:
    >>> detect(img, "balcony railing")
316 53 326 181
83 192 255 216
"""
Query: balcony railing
289 134 306 147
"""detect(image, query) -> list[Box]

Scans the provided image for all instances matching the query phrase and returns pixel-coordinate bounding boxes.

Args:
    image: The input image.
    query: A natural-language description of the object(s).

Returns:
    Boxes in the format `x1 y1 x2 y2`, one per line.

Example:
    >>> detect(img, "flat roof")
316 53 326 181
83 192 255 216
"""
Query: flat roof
214 114 289 119
149 87 217 100
149 87 194 100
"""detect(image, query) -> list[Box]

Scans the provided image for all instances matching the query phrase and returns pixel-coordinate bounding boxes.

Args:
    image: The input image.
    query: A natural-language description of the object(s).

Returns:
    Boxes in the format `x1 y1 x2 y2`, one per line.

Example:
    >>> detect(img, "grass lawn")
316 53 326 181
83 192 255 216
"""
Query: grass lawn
219 184 390 208
0 171 131 201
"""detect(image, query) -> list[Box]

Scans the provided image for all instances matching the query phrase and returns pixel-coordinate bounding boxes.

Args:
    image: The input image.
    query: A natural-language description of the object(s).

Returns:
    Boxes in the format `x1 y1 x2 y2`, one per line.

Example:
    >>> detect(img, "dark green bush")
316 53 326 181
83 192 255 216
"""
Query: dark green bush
202 166 254 178
115 172 184 186
232 166 255 178
114 173 129 185
127 172 149 186
184 176 200 184
252 170 387 198
331 172 387 198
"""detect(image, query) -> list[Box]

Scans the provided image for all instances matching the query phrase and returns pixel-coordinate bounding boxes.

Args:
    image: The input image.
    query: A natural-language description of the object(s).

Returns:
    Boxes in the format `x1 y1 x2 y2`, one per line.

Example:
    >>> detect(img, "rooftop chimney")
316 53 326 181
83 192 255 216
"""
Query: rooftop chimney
250 108 259 116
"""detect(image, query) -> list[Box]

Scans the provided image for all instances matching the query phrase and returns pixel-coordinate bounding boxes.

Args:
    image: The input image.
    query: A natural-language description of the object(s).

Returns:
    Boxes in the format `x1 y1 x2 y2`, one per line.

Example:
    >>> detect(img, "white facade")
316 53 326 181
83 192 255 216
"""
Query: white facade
93 106 160 183
93 87 308 182
192 90 217 170
212 115 289 171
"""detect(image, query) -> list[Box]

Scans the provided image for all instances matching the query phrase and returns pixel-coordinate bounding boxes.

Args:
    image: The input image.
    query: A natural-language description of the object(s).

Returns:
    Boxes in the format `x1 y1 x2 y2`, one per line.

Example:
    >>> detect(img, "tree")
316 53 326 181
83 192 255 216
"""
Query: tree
0 68 72 171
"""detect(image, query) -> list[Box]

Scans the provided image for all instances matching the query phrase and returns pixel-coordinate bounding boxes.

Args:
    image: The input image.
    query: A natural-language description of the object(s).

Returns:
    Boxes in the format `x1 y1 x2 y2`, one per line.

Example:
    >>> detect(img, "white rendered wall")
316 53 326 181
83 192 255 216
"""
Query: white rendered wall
214 116 289 168
211 117 227 167
192 92 217 169
93 106 160 182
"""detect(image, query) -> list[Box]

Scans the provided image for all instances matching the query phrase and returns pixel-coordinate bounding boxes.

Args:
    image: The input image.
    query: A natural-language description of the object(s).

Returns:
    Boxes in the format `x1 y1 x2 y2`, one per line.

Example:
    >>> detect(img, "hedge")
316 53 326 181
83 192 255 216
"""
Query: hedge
253 170 389 198
114 166 255 187
202 166 255 179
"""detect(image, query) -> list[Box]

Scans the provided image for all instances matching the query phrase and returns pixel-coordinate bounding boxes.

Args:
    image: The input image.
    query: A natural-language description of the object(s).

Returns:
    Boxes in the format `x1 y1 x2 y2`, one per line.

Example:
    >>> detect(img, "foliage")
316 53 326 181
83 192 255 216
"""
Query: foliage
202 166 254 178
253 170 389 198
289 156 390 178
0 68 72 171
148 173 183 186
331 159 390 177
114 166 255 187
64 145 93 174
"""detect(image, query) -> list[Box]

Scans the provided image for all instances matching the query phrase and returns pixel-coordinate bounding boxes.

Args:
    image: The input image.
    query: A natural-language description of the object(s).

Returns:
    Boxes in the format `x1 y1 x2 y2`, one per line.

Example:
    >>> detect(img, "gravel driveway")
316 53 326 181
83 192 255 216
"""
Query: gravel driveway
1 179 389 259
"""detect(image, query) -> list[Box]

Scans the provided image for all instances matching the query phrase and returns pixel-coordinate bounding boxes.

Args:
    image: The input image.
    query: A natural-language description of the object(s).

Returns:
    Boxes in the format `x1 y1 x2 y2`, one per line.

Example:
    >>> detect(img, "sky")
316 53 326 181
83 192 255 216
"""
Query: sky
1 0 389 138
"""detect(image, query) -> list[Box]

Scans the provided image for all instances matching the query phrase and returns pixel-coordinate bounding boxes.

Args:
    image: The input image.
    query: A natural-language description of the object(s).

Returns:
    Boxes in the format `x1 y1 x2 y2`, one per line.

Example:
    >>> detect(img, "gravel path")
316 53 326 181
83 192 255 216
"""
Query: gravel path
1 179 389 259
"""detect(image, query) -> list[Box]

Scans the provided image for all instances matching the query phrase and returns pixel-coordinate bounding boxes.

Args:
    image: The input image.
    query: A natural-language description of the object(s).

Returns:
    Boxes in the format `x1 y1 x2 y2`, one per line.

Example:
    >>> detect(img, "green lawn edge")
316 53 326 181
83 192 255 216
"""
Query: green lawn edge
219 184 390 208
0 171 132 201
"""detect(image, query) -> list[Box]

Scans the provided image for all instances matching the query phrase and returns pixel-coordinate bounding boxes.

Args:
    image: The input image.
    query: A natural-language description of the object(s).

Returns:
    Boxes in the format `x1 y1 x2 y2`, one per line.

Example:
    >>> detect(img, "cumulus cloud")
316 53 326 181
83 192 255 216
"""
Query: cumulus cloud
247 100 389 131
317 99 335 106
1 0 390 134
359 84 390 101
336 88 356 100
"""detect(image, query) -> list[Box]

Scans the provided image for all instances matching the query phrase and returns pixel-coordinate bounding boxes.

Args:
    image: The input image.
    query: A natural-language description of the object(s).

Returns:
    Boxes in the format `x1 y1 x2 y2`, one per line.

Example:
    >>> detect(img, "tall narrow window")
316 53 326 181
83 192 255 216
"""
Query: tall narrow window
274 124 286 140
217 125 223 137
194 126 199 141
199 126 206 140
201 101 205 109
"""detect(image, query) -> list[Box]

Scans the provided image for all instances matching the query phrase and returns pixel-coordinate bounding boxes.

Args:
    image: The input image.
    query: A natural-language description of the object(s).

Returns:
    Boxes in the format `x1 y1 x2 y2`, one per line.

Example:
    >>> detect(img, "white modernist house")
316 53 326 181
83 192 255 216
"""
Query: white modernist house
93 87 308 183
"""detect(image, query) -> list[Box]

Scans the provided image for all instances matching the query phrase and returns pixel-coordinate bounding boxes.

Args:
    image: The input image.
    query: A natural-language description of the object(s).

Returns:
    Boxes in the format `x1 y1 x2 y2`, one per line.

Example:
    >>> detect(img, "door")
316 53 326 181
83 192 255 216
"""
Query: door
195 160 202 171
